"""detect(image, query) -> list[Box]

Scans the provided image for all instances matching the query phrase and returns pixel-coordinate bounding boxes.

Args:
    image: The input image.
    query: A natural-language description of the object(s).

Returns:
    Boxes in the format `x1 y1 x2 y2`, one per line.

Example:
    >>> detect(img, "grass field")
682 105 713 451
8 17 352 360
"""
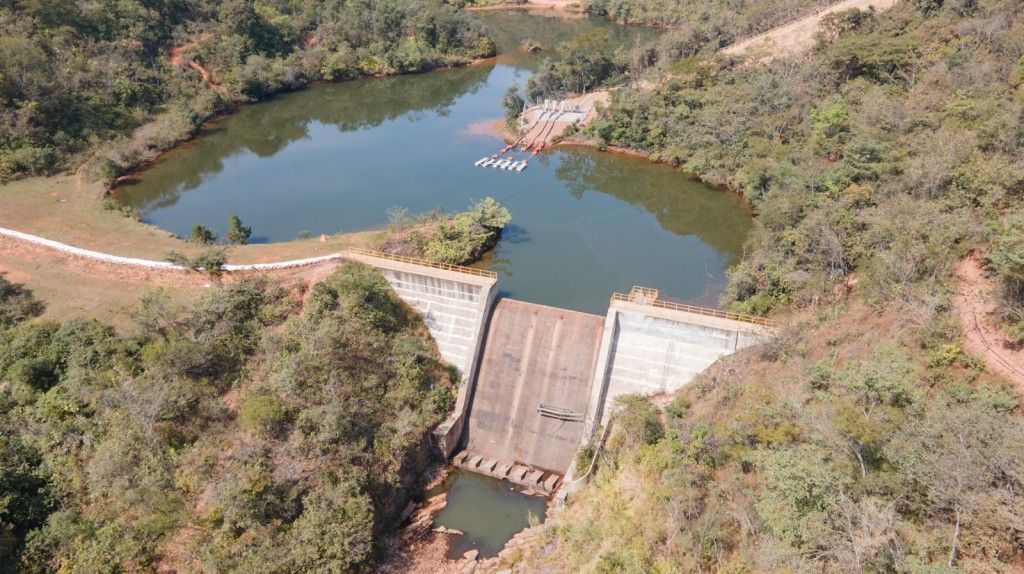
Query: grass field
0 174 382 325
0 174 378 263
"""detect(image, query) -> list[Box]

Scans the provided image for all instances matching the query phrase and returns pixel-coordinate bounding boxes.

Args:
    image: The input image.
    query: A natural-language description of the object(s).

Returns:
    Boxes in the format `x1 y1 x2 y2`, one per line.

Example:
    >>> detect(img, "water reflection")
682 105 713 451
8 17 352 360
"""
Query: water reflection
115 11 751 313
120 64 491 211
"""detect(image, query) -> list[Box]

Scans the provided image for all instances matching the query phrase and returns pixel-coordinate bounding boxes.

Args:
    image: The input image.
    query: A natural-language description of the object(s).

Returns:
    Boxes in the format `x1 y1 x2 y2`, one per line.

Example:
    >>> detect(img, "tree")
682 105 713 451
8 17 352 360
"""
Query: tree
467 197 511 231
502 85 525 127
239 395 287 435
287 482 374 572
0 277 44 328
226 214 252 245
190 224 216 245
165 248 228 278
885 398 1024 567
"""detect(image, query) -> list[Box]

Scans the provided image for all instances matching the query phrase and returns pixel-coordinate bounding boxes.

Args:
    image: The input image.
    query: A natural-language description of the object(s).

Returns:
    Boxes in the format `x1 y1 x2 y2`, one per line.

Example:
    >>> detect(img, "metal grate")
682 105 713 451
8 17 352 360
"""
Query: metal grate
538 403 585 422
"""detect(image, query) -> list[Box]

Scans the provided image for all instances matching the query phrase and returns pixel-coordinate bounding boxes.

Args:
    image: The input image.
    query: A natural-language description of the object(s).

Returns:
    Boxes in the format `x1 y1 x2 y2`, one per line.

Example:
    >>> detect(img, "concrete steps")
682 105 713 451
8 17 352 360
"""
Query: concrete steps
452 449 562 494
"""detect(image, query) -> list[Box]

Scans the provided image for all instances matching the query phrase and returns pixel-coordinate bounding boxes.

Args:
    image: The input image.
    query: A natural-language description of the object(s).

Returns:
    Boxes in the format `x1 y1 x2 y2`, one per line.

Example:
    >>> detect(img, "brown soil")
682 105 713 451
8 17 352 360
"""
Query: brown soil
0 232 345 326
722 0 901 63
374 477 470 574
953 253 1024 394
466 0 586 13
170 44 226 95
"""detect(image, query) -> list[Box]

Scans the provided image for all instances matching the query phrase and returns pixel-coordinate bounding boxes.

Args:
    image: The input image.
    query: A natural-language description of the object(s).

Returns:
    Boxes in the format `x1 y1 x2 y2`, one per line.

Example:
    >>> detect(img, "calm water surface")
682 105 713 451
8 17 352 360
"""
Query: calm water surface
429 469 547 559
116 11 752 314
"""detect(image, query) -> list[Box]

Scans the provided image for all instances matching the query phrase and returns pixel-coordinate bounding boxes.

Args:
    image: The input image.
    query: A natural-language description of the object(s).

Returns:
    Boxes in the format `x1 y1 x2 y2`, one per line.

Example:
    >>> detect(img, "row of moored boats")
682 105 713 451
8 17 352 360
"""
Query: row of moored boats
474 156 528 171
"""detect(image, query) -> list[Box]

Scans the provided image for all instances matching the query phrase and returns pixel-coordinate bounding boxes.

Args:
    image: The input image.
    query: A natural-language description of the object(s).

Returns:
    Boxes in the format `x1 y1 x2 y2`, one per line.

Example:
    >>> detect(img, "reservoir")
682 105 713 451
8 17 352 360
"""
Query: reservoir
115 10 752 314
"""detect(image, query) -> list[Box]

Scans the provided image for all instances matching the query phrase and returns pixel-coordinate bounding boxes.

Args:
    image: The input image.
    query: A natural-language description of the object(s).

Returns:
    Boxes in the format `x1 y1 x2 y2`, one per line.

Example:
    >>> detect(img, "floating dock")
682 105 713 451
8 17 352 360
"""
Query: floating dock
470 98 582 174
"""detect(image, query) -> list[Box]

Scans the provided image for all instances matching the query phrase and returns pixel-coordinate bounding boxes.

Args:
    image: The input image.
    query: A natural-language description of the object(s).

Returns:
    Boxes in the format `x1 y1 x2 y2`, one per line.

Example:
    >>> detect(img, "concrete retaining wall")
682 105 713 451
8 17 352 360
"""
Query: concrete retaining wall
583 299 770 439
345 252 499 458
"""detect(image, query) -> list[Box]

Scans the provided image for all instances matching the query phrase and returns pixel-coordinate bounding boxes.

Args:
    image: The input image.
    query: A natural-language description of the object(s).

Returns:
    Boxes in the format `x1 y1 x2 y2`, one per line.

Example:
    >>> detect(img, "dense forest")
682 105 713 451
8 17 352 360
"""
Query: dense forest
0 0 494 182
507 0 1024 571
0 266 456 571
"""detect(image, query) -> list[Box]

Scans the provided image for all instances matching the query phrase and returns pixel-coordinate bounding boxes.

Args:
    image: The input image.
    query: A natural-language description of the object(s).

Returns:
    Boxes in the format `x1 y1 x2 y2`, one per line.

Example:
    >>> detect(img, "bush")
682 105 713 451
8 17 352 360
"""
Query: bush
0 277 44 328
238 395 287 434
0 145 56 179
165 248 228 278
225 214 252 245
191 224 217 245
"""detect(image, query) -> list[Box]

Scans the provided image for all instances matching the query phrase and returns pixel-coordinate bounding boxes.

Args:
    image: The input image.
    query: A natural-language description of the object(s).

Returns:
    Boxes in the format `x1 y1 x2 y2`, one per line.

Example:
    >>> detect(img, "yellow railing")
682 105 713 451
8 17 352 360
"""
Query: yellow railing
345 247 498 279
611 287 773 327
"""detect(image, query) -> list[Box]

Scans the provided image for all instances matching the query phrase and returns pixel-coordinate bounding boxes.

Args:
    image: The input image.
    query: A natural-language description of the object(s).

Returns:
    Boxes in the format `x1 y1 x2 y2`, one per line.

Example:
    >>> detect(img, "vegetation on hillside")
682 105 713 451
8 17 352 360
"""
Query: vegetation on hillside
0 266 456 571
0 0 495 182
583 0 832 32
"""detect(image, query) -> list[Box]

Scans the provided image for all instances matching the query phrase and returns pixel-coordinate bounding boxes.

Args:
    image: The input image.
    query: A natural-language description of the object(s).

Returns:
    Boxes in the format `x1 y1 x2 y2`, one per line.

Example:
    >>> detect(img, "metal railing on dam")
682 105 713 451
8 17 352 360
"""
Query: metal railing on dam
612 286 774 327
345 247 497 278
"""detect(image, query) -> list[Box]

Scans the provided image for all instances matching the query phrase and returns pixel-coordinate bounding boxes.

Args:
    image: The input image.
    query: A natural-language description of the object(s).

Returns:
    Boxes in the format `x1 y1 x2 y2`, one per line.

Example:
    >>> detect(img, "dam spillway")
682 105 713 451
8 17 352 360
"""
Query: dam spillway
462 299 605 475
342 251 772 494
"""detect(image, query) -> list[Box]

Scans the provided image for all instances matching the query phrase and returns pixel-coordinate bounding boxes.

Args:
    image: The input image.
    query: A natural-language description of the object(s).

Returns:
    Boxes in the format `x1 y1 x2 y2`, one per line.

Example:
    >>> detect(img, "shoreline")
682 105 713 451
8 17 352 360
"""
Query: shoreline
489 100 748 199
465 1 587 14
109 55 495 195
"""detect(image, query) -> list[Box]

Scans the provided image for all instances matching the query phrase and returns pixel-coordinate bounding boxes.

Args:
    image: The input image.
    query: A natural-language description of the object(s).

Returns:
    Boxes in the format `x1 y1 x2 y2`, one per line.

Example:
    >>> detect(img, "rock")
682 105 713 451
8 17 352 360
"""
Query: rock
463 549 479 561
400 501 416 522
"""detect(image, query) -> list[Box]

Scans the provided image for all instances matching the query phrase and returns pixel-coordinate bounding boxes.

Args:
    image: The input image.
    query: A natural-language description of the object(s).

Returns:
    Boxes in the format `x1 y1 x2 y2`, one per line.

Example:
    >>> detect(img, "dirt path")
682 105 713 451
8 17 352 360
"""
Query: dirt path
170 44 226 95
0 230 347 325
467 0 584 12
953 254 1024 394
722 0 900 62
517 0 900 147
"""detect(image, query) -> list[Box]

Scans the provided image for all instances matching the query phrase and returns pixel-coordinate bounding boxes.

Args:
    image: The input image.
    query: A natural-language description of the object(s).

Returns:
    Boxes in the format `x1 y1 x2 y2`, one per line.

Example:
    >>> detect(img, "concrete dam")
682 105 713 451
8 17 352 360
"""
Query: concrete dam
463 300 605 476
349 250 772 494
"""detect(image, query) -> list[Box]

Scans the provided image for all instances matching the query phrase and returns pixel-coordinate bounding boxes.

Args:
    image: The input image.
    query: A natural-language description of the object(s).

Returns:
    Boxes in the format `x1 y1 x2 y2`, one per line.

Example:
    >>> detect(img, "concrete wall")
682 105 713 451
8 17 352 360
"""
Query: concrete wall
462 300 605 473
344 251 498 457
583 299 770 439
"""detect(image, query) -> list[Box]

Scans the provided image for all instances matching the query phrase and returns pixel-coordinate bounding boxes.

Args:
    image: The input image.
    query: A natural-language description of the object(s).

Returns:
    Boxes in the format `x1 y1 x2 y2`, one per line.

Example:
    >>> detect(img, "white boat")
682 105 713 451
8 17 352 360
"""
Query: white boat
495 159 510 169
474 157 488 166
515 161 527 172
502 160 516 170
482 158 496 167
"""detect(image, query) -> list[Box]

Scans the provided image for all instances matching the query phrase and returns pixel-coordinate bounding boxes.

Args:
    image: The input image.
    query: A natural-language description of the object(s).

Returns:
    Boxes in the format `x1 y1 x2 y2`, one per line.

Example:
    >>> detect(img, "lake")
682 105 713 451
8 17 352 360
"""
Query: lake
115 10 752 314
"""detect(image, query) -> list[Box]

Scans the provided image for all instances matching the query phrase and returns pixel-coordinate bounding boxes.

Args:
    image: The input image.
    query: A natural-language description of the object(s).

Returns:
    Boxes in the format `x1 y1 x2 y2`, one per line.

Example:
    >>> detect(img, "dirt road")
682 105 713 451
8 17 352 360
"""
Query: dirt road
722 0 900 62
953 254 1024 394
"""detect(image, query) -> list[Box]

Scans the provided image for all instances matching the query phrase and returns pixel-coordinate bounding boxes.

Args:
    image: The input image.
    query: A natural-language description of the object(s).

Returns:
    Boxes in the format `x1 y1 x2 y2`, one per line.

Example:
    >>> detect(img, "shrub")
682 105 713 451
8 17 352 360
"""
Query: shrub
191 224 217 245
238 395 287 434
225 214 252 245
0 277 44 328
